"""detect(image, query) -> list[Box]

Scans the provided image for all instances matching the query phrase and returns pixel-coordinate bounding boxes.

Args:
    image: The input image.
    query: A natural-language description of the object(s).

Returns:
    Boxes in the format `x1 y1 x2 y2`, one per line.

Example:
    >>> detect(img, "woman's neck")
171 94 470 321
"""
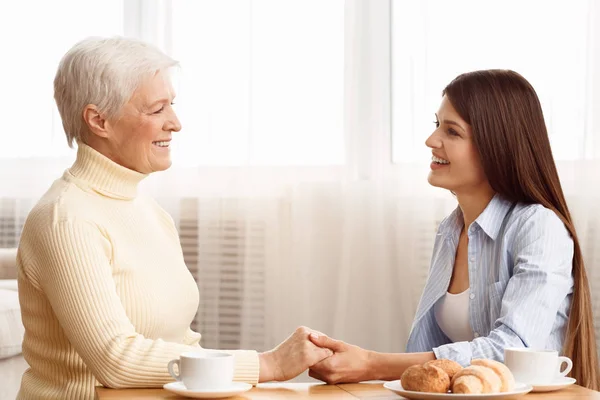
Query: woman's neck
455 185 496 229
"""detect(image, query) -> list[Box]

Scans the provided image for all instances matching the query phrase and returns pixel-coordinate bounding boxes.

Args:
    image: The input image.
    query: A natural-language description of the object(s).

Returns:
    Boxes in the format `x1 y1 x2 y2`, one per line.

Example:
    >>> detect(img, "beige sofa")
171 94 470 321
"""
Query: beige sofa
0 248 28 400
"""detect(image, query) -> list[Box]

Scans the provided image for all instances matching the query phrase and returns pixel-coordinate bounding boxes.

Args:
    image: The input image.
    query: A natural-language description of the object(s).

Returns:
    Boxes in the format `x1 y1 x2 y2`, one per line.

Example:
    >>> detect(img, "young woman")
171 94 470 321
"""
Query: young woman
308 70 600 390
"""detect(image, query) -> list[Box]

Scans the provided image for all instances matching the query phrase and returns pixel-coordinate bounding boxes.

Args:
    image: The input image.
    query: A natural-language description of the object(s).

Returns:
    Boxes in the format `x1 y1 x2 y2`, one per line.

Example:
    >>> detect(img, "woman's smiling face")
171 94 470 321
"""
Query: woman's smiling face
425 95 490 195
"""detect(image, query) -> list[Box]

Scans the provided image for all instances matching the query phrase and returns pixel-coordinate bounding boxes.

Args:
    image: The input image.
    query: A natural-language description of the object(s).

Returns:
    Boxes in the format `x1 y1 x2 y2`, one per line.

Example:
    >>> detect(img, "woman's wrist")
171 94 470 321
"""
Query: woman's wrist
258 351 280 382
368 351 393 381
363 349 380 381
369 351 436 381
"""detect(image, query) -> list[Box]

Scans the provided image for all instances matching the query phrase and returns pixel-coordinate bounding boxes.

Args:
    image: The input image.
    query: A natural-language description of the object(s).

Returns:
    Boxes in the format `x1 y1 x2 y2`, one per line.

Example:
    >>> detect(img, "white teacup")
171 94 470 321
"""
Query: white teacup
168 351 234 391
504 348 572 384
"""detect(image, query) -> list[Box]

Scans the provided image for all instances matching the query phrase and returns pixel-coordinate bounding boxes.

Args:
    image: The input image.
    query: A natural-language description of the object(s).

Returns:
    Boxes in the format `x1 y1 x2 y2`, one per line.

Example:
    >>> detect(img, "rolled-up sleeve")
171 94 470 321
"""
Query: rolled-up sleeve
433 207 574 364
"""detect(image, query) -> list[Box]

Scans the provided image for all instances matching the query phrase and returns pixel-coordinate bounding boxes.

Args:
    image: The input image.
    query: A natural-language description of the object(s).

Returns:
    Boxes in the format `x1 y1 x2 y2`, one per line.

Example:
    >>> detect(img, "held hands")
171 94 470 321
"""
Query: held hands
258 326 373 384
308 334 373 384
259 326 333 382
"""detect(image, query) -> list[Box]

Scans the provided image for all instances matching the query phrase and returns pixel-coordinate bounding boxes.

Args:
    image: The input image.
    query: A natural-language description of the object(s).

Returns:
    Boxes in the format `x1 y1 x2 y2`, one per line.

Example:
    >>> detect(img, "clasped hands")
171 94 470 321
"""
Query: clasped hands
258 326 372 384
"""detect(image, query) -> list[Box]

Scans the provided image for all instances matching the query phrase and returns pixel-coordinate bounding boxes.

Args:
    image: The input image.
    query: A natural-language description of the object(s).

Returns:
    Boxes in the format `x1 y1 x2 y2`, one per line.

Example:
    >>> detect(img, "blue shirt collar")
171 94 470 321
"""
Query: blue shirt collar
439 194 514 241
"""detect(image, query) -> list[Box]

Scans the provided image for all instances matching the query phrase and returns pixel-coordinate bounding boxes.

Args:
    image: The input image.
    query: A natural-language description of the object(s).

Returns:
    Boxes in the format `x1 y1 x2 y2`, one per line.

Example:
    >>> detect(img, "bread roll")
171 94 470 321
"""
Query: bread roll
401 364 450 393
424 359 462 379
471 359 515 392
451 365 502 394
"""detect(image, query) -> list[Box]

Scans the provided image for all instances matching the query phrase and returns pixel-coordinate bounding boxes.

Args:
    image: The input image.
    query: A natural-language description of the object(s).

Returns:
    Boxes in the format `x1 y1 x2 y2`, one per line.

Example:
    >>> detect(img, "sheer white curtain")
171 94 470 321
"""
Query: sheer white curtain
138 0 438 354
116 0 600 358
1 0 599 364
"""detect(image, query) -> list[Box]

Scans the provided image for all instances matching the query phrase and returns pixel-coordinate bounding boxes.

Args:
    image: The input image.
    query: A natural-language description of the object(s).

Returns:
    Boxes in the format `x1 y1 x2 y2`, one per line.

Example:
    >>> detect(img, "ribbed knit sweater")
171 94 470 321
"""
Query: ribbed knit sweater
16 144 259 399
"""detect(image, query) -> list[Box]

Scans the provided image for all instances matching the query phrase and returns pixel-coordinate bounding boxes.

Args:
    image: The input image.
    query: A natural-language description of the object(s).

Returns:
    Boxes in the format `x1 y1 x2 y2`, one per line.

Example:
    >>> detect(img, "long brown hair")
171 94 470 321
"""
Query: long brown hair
443 69 599 390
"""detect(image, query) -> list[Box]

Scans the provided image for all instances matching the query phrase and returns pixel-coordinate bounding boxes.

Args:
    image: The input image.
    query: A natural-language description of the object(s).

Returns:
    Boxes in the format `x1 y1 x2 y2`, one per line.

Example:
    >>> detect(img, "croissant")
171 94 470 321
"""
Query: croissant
401 364 450 393
451 365 502 394
471 359 515 392
424 359 462 379
400 358 515 394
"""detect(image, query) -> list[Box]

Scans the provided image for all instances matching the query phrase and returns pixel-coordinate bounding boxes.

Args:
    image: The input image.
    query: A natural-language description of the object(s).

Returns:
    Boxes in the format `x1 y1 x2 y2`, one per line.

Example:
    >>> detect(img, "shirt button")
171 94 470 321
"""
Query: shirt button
474 332 480 338
470 257 475 263
469 293 475 300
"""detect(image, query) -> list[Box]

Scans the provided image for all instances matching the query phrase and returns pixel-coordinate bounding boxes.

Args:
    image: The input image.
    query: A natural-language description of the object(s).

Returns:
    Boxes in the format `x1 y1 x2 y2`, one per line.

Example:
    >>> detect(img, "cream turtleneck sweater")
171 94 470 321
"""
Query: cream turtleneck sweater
16 144 259 399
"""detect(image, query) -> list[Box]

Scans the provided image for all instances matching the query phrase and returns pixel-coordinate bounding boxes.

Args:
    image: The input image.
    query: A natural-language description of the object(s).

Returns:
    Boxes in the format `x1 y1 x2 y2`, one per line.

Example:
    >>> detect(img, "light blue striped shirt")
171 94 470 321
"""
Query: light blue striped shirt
406 194 574 365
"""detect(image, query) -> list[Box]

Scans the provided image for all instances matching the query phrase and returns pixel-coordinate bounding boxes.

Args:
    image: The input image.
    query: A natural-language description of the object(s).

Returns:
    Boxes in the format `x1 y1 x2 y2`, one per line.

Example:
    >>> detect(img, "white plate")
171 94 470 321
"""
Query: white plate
530 377 576 393
383 380 533 400
163 381 252 398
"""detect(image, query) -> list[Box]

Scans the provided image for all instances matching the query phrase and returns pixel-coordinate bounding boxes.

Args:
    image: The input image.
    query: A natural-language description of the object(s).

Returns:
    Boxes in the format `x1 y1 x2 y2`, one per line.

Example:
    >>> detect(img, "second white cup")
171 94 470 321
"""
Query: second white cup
504 348 572 384
168 351 234 391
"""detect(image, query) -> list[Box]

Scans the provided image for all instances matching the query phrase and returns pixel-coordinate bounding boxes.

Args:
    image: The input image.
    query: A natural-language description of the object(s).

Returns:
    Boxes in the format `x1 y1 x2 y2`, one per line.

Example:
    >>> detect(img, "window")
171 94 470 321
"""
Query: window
1 1 344 167
0 0 124 158
391 0 590 163
170 0 345 167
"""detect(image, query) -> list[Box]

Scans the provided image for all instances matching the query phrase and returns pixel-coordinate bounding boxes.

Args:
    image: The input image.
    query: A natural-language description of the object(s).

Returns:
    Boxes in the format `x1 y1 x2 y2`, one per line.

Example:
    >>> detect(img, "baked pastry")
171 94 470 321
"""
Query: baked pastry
424 359 462 379
452 373 484 394
400 358 514 394
471 359 515 392
401 364 450 393
451 365 502 394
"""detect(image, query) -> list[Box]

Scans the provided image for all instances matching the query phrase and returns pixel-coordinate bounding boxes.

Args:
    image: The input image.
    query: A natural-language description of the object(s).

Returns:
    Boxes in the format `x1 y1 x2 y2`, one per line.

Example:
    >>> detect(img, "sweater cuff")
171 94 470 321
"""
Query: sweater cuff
433 341 472 366
226 350 260 385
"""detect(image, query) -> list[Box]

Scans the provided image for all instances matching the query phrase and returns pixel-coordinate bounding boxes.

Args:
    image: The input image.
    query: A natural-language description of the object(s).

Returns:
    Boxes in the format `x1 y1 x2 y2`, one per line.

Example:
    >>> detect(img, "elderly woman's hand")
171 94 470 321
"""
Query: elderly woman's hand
258 326 333 382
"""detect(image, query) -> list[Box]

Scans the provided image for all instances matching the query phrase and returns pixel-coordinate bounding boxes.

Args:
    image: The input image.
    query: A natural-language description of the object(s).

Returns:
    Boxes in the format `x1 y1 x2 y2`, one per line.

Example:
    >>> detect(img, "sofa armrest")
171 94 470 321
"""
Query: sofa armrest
0 280 17 291
0 249 17 280
0 289 24 359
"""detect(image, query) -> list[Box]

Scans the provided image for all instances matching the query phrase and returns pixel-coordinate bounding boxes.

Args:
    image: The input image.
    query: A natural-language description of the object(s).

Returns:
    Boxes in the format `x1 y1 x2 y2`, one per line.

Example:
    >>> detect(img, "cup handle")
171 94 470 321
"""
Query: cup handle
168 359 181 381
557 356 573 378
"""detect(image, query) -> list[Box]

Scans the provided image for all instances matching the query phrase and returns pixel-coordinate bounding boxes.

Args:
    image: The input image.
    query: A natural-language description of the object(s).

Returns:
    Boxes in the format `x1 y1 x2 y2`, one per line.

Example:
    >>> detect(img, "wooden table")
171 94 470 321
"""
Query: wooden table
96 382 600 399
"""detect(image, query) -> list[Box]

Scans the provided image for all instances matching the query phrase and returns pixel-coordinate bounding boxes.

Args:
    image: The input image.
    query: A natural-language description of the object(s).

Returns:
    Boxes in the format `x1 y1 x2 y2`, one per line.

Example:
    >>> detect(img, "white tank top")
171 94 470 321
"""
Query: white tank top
434 289 474 342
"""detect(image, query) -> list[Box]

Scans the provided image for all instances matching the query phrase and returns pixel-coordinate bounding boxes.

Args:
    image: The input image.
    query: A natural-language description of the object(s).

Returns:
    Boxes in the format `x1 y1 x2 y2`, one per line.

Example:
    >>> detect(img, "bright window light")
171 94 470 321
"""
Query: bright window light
392 0 589 163
170 0 345 166
0 1 123 158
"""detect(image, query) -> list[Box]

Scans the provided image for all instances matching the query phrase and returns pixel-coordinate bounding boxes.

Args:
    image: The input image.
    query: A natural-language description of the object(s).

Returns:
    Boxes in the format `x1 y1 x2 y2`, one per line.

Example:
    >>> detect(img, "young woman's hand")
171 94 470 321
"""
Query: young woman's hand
308 334 373 384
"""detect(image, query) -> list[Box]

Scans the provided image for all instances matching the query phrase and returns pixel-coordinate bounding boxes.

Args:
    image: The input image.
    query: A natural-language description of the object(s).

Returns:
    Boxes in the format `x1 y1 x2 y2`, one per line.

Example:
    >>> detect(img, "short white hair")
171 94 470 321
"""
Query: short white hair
54 36 178 147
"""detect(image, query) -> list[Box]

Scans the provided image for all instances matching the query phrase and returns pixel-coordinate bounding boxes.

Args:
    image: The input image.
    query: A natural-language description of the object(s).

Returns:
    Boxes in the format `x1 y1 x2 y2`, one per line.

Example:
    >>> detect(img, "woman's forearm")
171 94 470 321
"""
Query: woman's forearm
368 351 436 381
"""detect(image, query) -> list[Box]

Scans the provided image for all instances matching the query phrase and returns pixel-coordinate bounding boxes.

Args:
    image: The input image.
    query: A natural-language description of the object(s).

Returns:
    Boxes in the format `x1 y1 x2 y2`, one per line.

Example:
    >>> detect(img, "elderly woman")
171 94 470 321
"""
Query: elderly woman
16 36 331 400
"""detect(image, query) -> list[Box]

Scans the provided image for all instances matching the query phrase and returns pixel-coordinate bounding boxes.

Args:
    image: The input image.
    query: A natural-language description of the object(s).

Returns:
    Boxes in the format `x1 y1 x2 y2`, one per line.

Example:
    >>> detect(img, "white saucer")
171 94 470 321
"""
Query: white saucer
530 377 576 393
383 380 532 400
163 381 252 398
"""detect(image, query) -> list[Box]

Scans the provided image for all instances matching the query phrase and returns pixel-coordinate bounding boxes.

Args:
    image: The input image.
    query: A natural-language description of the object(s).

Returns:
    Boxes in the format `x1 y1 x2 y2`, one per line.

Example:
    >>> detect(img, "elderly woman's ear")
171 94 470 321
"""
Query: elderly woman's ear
82 104 109 140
